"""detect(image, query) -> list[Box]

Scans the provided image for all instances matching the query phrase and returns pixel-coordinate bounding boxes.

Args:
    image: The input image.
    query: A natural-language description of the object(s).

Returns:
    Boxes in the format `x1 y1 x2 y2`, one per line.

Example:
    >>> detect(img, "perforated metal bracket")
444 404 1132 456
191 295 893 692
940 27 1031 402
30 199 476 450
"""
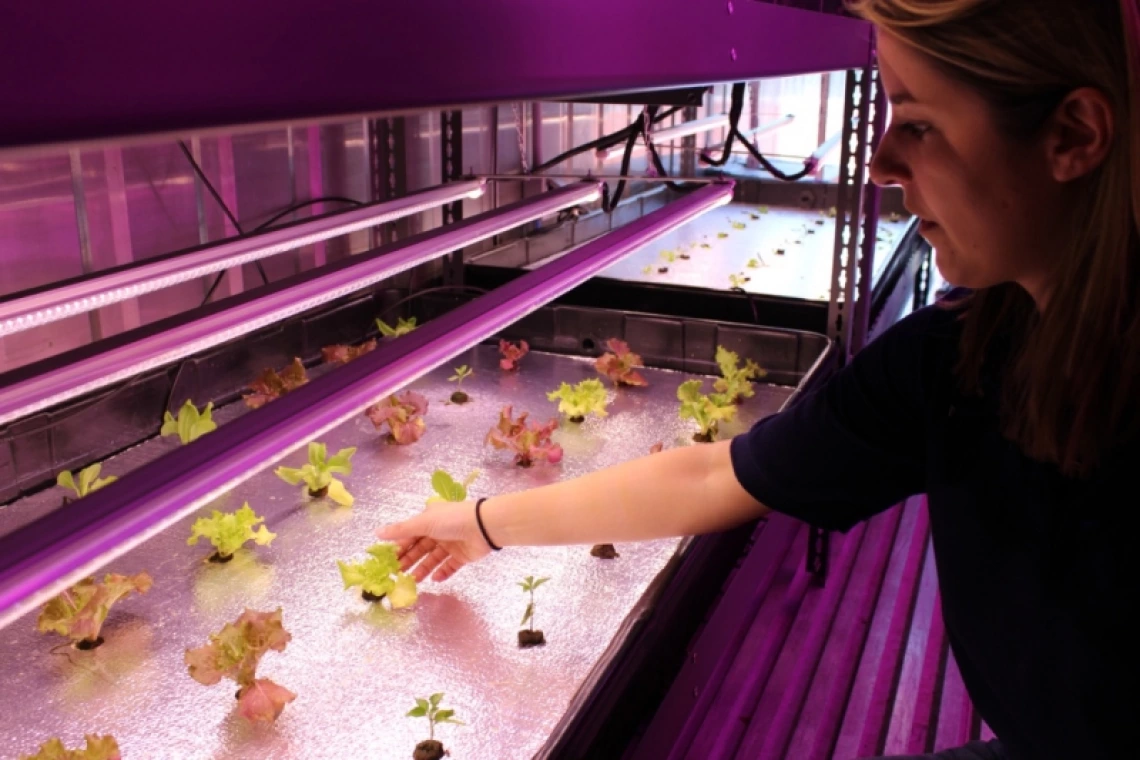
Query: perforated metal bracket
441 110 465 285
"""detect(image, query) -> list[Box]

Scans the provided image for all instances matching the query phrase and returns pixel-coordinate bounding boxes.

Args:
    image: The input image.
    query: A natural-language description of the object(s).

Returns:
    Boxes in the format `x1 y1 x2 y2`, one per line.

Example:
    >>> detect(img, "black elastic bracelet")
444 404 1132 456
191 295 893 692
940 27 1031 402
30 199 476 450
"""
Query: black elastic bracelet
474 497 502 551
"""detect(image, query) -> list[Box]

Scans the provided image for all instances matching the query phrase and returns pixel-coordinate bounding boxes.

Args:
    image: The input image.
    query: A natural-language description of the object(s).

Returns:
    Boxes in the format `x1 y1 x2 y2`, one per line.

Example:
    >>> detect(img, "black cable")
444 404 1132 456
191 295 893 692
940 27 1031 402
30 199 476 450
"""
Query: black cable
700 83 817 182
251 196 364 233
530 105 684 176
177 141 246 235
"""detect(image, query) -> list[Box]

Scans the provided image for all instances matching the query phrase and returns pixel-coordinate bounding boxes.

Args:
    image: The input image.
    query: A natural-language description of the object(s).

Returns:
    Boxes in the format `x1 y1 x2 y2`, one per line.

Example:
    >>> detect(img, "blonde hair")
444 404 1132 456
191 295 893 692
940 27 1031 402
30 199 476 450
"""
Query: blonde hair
851 0 1140 475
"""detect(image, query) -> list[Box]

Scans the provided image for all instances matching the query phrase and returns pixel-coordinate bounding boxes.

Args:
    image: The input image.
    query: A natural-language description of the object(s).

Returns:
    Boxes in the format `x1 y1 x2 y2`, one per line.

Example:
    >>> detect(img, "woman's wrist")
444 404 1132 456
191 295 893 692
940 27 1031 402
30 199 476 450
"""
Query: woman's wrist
474 497 502 551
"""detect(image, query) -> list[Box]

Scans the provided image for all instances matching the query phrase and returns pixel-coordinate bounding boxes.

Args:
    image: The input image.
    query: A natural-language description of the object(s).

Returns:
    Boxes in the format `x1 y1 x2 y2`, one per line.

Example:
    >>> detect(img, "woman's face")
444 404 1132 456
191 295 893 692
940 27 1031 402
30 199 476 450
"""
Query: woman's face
870 33 1066 299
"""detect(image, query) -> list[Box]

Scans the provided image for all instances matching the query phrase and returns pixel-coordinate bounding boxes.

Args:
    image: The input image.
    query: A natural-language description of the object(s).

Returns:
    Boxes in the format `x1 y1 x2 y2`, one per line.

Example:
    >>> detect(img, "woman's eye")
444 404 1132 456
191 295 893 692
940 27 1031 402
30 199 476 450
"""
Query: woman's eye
897 122 932 139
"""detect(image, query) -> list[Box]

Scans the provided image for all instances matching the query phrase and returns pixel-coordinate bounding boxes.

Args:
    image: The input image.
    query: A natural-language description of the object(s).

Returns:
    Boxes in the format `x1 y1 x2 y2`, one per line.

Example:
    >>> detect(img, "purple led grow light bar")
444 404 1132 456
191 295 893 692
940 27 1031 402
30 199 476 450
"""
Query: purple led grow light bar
0 181 600 429
0 181 734 631
0 179 486 338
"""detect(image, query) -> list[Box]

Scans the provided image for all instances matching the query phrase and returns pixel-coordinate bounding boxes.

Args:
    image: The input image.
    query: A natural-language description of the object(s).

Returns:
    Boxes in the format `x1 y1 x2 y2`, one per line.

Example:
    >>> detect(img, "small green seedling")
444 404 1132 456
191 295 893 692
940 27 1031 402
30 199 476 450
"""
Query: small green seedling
717 232 729 239
547 378 609 423
188 502 276 563
659 250 676 263
518 575 550 647
757 205 769 214
427 469 480 506
408 693 464 760
713 346 767 403
728 273 748 290
337 544 417 607
746 257 763 269
641 265 653 275
448 365 474 404
376 316 418 338
57 464 116 502
677 380 738 443
19 735 121 760
275 442 356 507
731 221 747 230
700 242 711 249
162 400 217 445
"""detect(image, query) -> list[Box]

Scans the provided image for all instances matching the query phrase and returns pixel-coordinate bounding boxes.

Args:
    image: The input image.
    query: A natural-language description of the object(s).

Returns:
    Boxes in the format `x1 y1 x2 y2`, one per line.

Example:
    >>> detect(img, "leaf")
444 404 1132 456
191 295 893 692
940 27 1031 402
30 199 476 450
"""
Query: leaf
429 693 444 707
407 706 428 718
77 464 101 496
308 442 327 469
56 470 77 496
416 698 431 712
326 447 356 474
434 709 455 722
326 478 355 508
387 573 418 609
338 544 411 600
521 601 534 627
532 577 550 589
187 503 275 558
546 379 609 420
238 678 297 723
185 608 291 695
37 572 152 645
20 735 122 760
275 466 304 486
431 470 466 502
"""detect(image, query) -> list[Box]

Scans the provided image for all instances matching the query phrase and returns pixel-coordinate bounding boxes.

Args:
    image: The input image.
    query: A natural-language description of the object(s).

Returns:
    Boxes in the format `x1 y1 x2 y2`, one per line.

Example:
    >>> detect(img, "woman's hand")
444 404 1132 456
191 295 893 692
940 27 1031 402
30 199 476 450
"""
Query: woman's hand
376 500 493 582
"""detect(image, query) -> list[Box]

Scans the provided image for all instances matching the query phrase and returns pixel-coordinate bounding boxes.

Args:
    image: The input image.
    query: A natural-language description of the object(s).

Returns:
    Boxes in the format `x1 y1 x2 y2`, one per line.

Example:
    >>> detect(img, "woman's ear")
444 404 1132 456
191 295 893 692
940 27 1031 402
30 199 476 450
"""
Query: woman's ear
1044 87 1115 182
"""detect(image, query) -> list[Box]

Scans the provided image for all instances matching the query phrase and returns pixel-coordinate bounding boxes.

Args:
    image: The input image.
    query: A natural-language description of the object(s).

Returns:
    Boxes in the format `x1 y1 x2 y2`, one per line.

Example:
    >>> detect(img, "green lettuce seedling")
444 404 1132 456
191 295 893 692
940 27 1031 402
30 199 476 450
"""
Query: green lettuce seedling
376 316 417 338
448 365 474 404
337 544 418 608
717 232 729 239
275 442 356 507
677 380 738 443
547 378 608 423
37 572 153 650
408 693 465 760
162 400 217 445
427 469 479 506
747 257 764 269
185 608 295 723
188 502 276 563
57 464 116 501
659 250 676 263
713 346 767 403
728 273 748 290
19 735 121 760
731 221 747 230
518 575 550 648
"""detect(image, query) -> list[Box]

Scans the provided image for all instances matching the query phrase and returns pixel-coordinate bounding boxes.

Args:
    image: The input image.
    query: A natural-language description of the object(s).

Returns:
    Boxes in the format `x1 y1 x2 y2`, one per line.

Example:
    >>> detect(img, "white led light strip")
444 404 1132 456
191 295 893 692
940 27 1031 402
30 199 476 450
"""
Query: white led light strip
0 179 487 338
0 182 600 429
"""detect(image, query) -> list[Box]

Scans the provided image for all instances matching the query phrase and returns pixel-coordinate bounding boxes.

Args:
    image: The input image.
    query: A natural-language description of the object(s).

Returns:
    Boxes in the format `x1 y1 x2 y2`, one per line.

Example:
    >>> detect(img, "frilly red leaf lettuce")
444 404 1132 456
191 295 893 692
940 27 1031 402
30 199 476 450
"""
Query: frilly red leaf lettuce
185 608 294 723
321 339 377 365
595 339 648 387
484 406 563 467
365 391 429 445
37 572 153 646
243 358 308 409
499 340 530 371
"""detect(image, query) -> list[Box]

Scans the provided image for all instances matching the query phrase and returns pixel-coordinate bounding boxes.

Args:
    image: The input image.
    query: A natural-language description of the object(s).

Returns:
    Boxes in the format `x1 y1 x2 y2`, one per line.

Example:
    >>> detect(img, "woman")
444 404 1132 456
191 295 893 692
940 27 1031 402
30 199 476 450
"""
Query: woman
378 1 1140 758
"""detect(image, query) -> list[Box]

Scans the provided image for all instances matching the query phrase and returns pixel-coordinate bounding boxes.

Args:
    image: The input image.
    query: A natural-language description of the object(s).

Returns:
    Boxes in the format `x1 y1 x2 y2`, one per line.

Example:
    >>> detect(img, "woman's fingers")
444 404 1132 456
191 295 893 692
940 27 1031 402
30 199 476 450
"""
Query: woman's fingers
431 556 466 583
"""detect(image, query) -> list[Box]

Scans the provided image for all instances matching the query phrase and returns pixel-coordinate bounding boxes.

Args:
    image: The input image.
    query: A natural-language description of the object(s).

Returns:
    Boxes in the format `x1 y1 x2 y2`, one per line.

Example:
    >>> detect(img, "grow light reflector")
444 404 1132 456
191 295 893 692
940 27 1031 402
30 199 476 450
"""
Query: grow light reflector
0 179 487 338
0 181 734 633
0 181 600 429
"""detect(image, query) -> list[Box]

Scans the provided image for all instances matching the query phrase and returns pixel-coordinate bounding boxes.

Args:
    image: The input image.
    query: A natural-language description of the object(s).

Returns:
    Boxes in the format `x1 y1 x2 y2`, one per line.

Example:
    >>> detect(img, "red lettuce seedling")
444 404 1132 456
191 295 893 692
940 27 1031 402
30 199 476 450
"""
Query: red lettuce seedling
37 572 153 650
275 442 356 506
499 339 529 371
448 365 474 404
408 693 465 760
243 358 308 409
517 575 550 647
188 502 276 563
337 544 418 607
677 380 738 443
595 338 648 387
321 339 377 365
547 379 608 423
376 316 418 338
366 391 429 444
161 400 217 445
19 735 121 760
713 345 767 403
485 406 563 467
57 464 116 503
185 608 296 723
